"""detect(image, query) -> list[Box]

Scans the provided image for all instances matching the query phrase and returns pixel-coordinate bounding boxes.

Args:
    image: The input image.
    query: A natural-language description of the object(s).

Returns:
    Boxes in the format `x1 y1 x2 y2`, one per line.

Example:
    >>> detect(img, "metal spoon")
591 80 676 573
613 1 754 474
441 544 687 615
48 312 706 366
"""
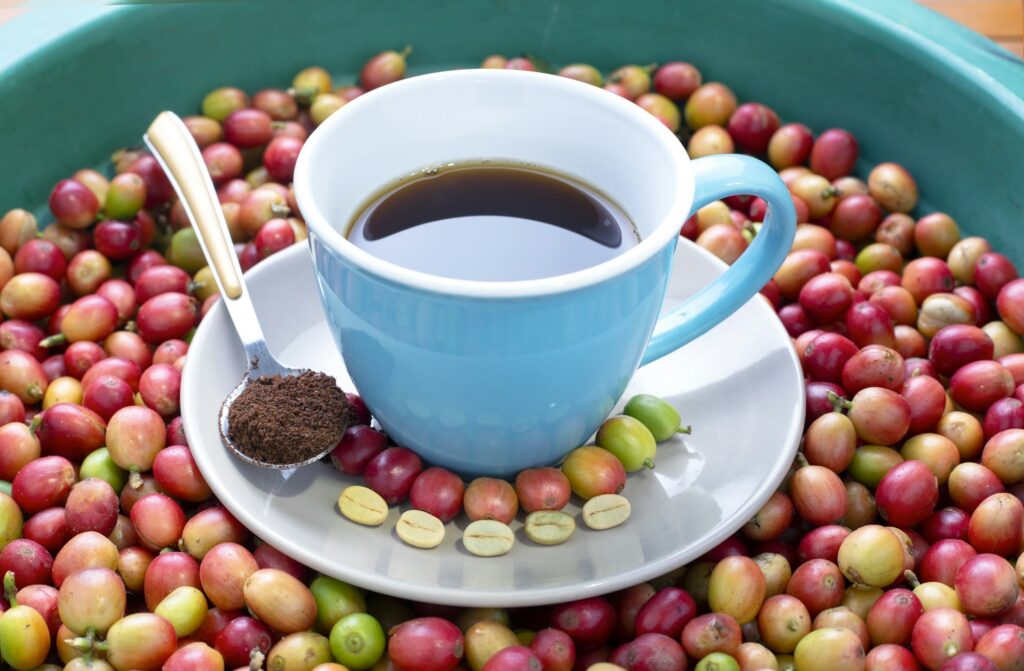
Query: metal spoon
144 110 340 469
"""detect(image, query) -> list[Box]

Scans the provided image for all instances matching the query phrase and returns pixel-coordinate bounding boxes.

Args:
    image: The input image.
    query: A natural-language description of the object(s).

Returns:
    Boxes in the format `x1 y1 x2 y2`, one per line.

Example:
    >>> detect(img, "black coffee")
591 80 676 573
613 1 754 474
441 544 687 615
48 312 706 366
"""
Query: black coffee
345 162 639 281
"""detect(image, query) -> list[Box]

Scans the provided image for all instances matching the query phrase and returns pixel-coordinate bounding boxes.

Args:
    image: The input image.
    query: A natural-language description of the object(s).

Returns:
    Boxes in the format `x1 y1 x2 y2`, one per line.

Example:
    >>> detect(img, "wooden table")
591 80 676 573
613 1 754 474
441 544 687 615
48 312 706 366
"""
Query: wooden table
917 0 1024 56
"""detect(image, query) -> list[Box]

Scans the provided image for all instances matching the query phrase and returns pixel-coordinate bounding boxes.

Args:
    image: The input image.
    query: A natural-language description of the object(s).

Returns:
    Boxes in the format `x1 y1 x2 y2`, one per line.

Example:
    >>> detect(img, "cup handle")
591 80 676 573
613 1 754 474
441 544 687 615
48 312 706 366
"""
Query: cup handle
641 154 796 366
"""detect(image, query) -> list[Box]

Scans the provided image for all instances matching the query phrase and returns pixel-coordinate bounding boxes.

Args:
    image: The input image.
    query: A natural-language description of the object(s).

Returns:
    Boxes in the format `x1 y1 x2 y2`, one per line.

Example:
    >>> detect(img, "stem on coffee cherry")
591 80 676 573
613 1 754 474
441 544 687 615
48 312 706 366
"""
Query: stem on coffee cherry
795 453 810 469
68 627 98 657
677 424 693 435
826 390 853 414
39 333 66 348
3 571 16 606
287 87 319 105
904 570 921 588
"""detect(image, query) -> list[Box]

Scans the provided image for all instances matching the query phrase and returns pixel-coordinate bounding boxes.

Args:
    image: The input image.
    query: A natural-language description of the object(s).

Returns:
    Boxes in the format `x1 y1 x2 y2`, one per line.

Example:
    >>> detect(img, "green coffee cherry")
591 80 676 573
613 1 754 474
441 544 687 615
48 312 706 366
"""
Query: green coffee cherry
329 612 385 670
310 575 366 634
624 394 691 441
596 415 657 471
81 448 129 492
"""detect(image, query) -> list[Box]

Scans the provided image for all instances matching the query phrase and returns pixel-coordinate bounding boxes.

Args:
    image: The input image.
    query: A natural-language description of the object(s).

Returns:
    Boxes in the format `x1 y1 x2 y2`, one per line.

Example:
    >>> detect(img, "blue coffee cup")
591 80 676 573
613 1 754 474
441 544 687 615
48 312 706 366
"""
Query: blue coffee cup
295 69 795 477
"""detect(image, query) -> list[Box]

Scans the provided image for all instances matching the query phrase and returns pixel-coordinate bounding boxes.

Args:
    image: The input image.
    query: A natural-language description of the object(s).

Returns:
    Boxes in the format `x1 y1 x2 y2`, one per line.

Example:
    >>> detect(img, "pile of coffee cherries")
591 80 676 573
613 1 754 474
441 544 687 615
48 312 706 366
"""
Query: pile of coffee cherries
0 44 1021 671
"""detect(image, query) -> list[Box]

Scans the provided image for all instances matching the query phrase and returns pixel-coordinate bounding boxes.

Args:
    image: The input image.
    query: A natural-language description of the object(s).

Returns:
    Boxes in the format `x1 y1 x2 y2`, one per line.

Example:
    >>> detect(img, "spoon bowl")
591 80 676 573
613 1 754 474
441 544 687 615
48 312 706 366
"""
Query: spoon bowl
218 369 334 471
144 110 346 469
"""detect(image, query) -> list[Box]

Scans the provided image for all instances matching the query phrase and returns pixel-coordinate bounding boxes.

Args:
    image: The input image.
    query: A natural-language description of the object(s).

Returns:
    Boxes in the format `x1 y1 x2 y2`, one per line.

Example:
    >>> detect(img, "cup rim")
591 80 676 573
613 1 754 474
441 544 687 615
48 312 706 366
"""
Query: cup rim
294 69 694 298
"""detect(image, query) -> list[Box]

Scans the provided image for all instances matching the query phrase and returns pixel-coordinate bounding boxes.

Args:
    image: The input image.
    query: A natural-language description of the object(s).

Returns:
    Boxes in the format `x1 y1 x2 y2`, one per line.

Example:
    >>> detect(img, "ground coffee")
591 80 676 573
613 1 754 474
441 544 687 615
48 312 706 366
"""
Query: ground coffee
226 370 354 466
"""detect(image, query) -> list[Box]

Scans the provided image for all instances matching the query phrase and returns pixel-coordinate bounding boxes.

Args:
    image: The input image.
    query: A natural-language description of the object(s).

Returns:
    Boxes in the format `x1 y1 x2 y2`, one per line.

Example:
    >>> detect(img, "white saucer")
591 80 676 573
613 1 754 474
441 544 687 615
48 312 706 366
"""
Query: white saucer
181 240 804 607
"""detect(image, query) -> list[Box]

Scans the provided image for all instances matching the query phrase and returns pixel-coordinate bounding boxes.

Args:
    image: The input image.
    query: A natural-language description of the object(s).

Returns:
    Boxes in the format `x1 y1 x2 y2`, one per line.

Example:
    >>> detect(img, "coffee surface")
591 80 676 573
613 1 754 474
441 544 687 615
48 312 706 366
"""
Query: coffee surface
345 163 638 281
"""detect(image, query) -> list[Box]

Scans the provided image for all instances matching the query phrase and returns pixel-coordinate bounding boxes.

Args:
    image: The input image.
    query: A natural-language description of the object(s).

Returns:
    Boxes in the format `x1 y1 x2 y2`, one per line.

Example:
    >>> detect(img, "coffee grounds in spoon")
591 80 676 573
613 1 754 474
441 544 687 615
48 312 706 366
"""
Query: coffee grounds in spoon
226 370 354 465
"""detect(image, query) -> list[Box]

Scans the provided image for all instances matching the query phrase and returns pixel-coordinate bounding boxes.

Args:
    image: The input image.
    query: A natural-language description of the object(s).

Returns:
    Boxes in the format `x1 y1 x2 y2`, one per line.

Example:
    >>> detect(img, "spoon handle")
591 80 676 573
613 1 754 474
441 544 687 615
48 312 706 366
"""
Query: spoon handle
144 111 272 365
